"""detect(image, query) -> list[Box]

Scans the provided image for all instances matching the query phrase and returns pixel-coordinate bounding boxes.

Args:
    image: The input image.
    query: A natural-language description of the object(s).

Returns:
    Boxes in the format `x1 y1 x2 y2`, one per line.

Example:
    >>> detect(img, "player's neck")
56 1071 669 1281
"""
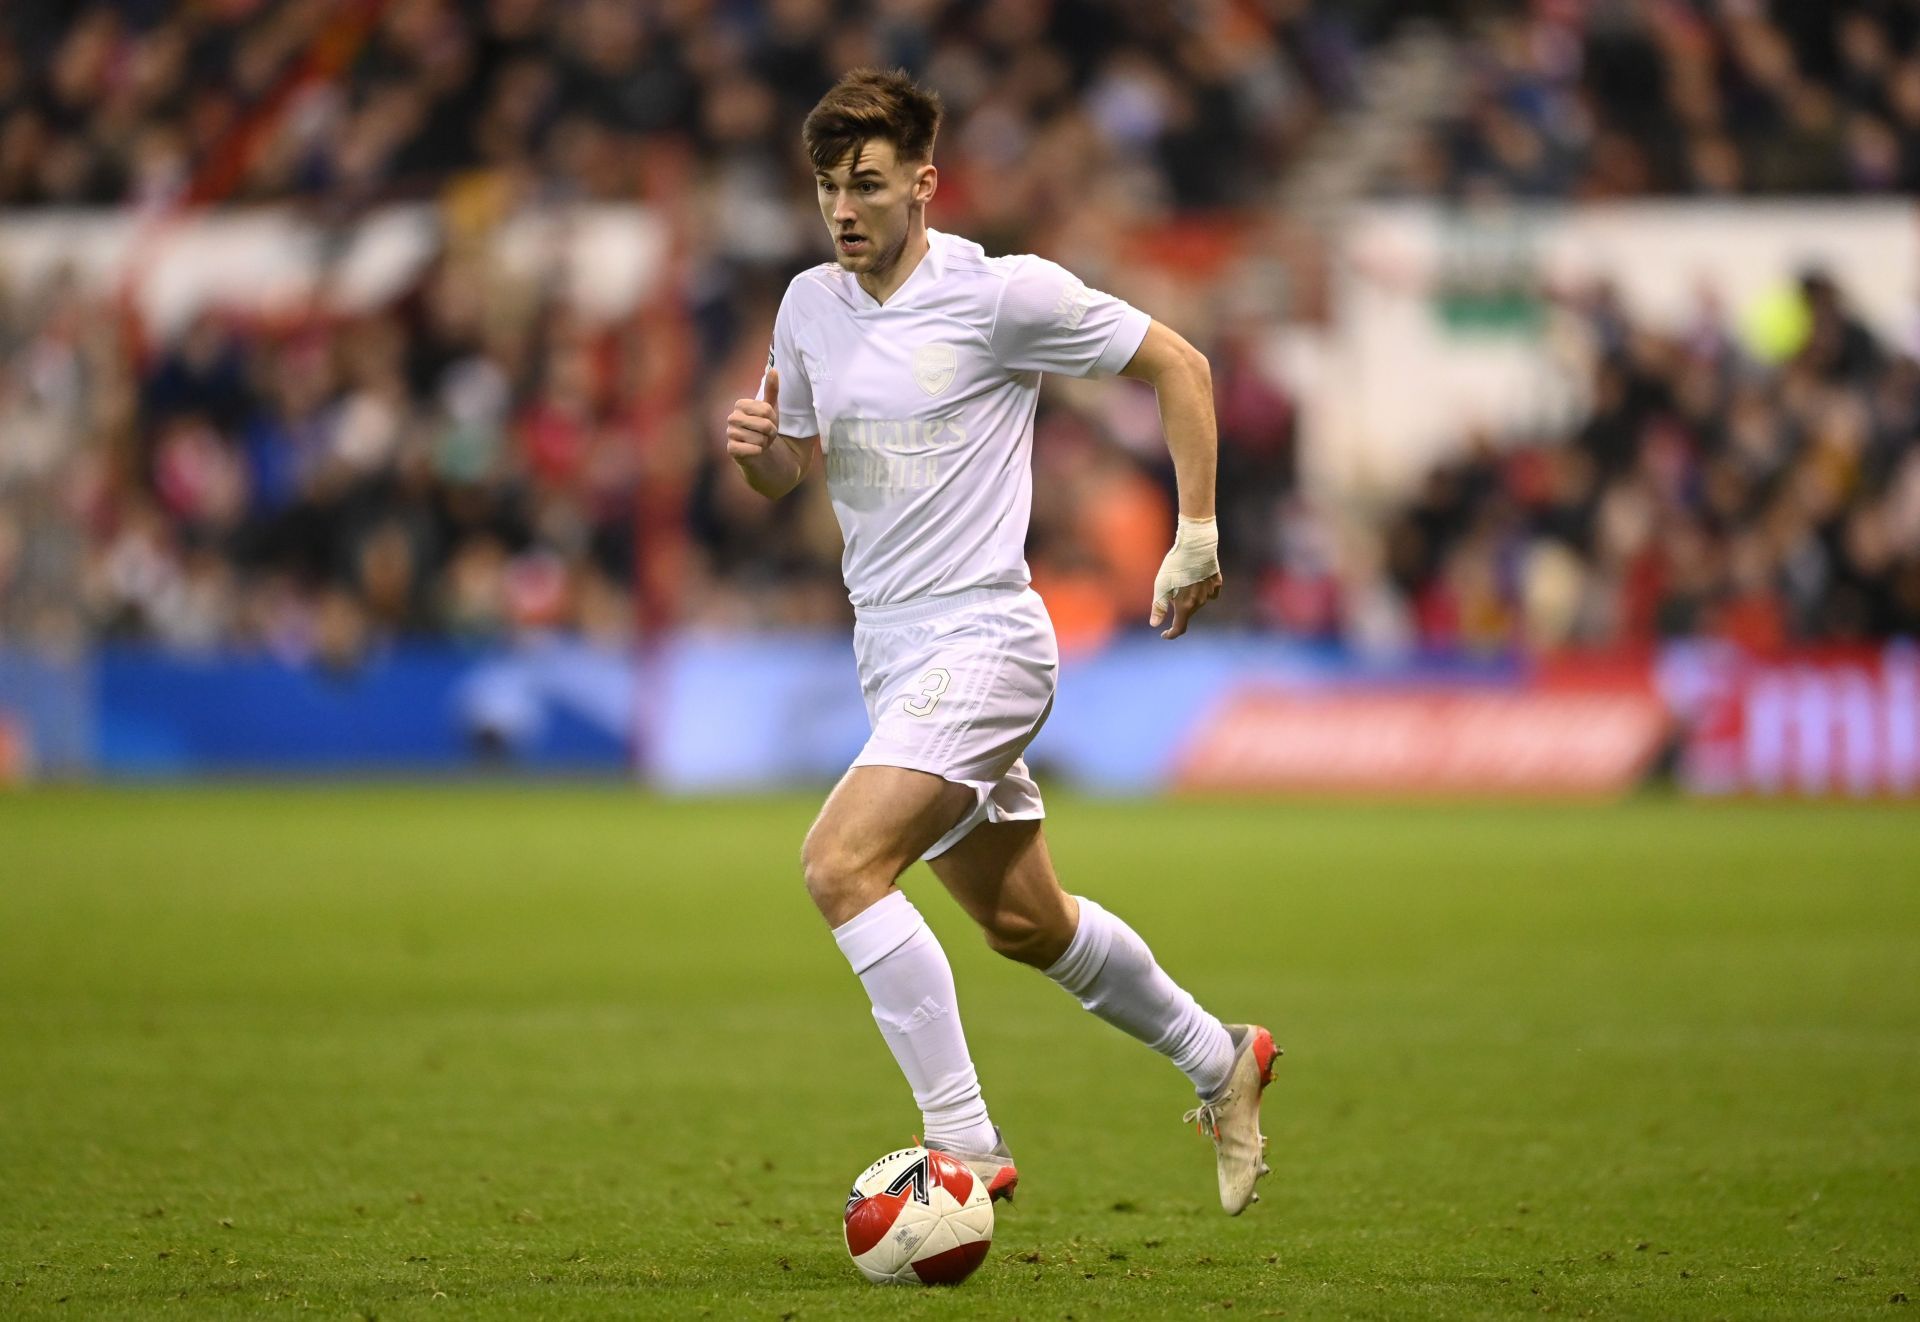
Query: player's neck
857 222 931 306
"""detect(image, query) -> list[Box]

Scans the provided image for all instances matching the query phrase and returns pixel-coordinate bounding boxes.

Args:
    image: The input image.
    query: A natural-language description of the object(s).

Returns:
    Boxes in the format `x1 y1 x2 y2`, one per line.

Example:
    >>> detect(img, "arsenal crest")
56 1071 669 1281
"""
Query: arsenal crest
912 343 956 396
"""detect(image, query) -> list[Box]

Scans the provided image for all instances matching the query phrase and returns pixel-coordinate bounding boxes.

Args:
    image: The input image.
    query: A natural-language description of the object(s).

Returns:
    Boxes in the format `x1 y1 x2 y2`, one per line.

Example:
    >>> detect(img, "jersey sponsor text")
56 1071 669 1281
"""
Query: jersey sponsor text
826 416 964 497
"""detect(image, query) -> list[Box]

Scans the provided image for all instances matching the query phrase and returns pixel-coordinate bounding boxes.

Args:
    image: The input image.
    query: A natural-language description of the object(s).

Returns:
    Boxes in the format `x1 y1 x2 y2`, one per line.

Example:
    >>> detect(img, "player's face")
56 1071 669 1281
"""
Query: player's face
815 140 933 281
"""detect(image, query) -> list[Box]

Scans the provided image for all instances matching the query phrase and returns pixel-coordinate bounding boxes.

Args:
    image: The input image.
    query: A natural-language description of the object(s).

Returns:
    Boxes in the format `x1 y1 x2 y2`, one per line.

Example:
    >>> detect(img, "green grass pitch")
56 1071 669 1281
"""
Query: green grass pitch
2 788 1917 1319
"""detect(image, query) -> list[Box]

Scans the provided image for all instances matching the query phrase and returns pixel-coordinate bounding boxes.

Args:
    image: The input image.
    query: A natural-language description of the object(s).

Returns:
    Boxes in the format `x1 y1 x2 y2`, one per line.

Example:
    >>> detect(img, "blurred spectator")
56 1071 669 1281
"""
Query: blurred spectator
4 2 1916 665
1365 271 1920 653
0 0 1357 216
1395 3 1920 200
1 0 1357 657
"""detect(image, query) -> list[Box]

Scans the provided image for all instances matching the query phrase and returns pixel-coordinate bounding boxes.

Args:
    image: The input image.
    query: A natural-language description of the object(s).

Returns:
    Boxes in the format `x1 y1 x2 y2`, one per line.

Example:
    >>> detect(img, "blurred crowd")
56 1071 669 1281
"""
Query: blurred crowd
1349 272 1920 653
0 0 1355 661
1402 0 1920 198
0 259 667 665
0 0 1360 213
1 1 1918 663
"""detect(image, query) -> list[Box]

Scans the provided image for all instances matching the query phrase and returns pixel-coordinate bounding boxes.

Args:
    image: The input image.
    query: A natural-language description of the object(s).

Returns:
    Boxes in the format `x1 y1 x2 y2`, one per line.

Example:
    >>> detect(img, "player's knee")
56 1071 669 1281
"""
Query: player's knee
798 831 840 901
800 830 880 919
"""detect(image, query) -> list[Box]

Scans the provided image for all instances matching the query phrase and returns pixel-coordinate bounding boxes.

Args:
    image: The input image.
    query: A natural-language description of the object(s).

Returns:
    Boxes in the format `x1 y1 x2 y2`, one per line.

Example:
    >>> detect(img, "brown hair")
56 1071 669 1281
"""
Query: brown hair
802 68 943 173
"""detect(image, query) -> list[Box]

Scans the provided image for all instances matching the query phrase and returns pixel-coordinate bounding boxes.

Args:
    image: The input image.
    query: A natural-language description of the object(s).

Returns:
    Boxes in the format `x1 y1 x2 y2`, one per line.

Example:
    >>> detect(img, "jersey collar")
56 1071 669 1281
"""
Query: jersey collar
850 228 947 312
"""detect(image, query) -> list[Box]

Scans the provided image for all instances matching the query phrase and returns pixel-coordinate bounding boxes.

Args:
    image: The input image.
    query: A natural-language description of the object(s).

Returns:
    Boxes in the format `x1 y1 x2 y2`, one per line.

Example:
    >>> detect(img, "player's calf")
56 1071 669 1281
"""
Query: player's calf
978 905 1073 969
832 890 1002 1157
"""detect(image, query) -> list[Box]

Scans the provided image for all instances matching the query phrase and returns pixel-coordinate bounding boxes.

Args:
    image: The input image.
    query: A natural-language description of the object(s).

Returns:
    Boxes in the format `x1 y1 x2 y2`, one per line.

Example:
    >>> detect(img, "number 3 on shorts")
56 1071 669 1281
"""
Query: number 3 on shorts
902 667 952 718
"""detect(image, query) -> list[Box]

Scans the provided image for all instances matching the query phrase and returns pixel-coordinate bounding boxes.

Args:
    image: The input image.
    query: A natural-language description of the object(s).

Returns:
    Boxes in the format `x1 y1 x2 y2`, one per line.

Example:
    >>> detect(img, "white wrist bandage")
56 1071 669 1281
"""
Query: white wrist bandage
1153 514 1220 607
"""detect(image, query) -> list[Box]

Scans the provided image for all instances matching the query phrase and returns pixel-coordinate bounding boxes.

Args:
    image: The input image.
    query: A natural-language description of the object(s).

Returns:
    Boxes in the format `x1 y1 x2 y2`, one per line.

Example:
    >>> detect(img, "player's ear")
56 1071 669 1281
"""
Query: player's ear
913 163 937 206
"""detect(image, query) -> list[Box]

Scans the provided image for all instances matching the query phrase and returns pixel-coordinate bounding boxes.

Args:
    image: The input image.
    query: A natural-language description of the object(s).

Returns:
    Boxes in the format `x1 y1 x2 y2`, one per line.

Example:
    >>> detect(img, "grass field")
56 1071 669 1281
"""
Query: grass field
2 788 1917 1319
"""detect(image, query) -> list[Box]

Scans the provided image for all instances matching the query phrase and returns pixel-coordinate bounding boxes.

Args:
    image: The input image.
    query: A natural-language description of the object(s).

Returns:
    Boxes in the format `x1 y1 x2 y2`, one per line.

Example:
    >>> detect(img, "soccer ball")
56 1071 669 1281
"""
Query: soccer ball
843 1146 994 1285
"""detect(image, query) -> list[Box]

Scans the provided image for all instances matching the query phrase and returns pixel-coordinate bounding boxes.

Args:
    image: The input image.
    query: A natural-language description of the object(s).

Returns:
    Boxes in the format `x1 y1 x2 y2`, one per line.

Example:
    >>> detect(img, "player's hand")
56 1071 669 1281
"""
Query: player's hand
1150 514 1222 640
726 369 780 461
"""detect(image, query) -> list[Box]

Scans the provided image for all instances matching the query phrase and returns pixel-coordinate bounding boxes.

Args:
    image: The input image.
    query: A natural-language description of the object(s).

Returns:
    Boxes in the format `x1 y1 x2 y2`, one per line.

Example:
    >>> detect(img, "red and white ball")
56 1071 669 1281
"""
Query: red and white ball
843 1146 994 1285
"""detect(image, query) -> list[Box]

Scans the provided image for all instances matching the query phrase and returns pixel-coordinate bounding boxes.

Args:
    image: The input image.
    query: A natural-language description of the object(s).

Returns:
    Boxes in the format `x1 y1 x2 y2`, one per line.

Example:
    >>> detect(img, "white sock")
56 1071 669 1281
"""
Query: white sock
832 890 999 1153
1044 896 1236 1098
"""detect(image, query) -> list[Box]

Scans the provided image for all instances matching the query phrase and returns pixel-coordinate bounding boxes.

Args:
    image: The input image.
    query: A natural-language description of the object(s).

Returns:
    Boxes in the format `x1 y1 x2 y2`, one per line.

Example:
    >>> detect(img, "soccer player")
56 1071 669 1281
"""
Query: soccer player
724 69 1277 1214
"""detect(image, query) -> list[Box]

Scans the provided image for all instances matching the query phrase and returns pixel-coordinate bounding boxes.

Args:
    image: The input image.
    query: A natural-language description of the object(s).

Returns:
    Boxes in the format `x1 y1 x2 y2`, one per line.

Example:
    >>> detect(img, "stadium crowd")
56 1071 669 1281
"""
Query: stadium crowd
1403 0 1920 198
0 0 1355 661
1359 272 1920 654
1 0 1917 663
0 0 1364 212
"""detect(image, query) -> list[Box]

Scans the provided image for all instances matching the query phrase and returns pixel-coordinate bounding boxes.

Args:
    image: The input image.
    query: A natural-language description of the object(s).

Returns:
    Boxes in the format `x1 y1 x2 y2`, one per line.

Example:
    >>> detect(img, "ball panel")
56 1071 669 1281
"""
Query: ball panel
911 1208 958 1260
948 1195 994 1230
844 1189 906 1257
851 1196 937 1280
910 1237 991 1285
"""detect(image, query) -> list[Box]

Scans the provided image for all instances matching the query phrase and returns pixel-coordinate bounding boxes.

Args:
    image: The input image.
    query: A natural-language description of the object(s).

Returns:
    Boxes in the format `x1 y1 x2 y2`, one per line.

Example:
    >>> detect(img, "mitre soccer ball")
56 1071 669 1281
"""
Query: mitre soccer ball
843 1146 995 1285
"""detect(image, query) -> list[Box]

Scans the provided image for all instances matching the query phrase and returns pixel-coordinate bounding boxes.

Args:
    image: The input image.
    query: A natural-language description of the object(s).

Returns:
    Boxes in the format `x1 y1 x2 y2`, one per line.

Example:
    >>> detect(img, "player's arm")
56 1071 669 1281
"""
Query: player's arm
727 368 817 501
1119 320 1223 640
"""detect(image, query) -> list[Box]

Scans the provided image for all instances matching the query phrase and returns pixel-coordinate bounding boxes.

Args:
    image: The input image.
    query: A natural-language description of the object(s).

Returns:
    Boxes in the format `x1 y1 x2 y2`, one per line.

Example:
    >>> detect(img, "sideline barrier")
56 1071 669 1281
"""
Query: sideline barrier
2 638 1916 796
1176 690 1666 796
0 652 90 781
1659 641 1920 796
0 711 26 785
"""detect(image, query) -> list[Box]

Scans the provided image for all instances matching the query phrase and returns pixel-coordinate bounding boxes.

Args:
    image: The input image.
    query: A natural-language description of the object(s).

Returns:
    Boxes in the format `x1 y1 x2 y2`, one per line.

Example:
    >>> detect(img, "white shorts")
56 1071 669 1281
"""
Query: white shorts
850 585 1058 860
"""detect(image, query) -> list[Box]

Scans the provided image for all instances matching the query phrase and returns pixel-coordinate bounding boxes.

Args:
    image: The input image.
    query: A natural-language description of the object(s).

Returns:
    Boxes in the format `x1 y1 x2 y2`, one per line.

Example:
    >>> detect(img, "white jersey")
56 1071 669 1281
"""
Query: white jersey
768 228 1151 609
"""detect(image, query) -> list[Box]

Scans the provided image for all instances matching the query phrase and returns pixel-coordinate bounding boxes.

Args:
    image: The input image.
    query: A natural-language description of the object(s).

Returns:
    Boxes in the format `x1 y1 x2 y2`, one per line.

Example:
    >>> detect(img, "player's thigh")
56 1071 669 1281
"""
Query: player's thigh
802 765 978 913
926 819 1078 967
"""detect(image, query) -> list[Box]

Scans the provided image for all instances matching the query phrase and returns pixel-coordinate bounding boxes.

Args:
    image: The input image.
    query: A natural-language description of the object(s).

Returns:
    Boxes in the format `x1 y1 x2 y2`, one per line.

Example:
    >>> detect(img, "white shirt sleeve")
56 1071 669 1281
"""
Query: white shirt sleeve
989 255 1152 379
768 287 818 438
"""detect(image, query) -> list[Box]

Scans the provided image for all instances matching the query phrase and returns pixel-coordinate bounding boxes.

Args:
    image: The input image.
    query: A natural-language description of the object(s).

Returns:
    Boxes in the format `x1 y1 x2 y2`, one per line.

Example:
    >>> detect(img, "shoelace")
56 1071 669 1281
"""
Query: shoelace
1182 1090 1234 1140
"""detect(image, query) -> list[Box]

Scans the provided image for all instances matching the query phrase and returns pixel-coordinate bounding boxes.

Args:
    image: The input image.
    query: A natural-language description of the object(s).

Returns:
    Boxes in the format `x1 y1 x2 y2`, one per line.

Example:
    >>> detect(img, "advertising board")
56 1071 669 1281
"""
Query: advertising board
1660 642 1920 797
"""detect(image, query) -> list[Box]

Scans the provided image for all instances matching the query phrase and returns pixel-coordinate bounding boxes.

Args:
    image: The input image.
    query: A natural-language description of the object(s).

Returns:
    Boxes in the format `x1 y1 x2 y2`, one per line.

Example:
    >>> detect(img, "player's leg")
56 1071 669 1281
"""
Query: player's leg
927 818 1234 1090
804 764 1007 1164
801 762 975 925
928 816 1279 1213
